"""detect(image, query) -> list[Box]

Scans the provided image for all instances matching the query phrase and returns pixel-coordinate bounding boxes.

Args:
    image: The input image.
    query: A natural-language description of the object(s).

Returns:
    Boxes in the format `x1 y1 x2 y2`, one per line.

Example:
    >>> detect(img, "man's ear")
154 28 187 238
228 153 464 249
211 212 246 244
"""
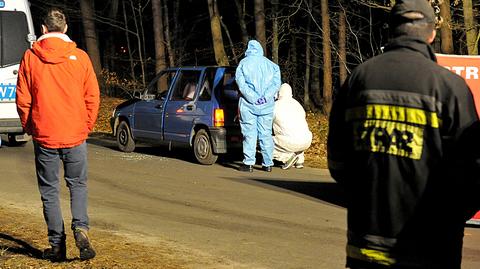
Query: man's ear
427 30 436 44
41 25 48 34
63 24 68 34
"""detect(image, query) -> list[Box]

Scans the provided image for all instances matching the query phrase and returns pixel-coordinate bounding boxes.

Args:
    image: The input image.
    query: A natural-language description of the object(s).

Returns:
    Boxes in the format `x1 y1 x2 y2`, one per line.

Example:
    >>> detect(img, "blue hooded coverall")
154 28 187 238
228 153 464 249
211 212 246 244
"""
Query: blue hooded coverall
235 40 281 167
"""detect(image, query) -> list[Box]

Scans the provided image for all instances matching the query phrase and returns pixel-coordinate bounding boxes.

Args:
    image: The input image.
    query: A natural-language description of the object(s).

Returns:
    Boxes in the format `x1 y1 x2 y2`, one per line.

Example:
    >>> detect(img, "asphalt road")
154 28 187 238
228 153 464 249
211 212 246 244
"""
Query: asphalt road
1 136 480 268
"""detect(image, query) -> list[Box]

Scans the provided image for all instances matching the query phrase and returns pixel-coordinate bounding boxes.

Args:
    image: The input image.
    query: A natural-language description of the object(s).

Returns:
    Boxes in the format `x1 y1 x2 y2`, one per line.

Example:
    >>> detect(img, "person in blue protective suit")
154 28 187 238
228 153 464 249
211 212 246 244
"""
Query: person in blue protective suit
235 40 281 172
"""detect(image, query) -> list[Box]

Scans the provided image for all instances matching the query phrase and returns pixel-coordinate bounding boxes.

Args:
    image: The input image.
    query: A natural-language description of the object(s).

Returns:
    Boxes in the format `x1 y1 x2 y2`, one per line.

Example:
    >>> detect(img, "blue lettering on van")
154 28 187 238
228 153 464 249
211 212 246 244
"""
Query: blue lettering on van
0 83 16 101
0 1 5 8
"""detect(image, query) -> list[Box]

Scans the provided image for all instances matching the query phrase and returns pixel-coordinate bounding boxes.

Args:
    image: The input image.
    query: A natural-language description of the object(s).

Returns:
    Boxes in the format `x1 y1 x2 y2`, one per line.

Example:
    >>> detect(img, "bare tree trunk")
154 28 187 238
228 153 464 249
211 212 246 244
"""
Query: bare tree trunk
290 34 299 93
130 0 146 87
311 2 321 106
304 0 313 110
219 18 239 64
304 37 311 110
164 1 175 66
439 0 454 54
79 0 102 81
105 0 119 71
122 0 135 80
321 0 332 114
152 0 167 90
338 5 347 86
463 0 478 55
254 0 267 53
234 0 249 46
207 0 229 66
271 0 279 64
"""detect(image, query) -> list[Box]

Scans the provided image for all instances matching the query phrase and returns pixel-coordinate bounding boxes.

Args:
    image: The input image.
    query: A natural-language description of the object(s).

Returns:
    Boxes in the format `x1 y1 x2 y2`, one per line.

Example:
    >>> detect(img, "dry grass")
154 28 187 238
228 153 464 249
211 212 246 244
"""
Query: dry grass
0 206 189 269
95 97 329 169
304 112 328 169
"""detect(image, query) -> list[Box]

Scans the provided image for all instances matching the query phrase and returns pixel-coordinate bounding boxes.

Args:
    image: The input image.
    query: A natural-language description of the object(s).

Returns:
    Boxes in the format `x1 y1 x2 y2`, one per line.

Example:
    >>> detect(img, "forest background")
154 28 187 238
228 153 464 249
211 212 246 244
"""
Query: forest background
27 0 480 168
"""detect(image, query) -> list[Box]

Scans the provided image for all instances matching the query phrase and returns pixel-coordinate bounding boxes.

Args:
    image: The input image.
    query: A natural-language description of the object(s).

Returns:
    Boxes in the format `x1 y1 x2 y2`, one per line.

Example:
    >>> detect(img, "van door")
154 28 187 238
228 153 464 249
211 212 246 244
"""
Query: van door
0 10 31 131
163 69 203 143
132 70 176 142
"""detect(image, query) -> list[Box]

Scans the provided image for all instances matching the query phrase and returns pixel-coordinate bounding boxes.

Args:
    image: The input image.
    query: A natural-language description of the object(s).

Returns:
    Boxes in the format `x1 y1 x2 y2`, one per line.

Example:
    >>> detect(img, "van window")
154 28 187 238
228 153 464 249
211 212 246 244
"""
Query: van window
198 68 215 101
0 11 30 67
170 70 202 101
218 69 239 104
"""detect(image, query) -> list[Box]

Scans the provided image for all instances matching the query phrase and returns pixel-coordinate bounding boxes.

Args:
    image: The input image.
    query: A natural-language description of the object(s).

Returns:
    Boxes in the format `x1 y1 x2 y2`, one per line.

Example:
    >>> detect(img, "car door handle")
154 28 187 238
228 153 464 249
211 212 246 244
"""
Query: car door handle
186 105 194 111
155 104 163 109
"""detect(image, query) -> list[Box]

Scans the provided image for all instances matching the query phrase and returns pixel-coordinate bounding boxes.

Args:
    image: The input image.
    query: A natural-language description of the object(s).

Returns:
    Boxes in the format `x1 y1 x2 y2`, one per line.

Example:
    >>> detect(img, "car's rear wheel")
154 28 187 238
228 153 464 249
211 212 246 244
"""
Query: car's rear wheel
117 121 135 152
193 129 218 165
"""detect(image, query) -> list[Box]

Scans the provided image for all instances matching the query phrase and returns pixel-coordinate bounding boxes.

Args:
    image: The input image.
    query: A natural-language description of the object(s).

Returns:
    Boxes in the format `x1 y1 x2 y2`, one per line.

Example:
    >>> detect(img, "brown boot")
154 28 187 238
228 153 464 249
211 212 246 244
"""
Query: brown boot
74 228 96 260
42 242 66 262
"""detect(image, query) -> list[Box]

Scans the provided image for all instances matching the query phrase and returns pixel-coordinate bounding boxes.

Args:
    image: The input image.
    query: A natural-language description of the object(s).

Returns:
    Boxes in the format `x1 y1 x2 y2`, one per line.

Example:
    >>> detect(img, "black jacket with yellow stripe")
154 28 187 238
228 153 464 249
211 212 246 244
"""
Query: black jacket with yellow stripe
328 36 480 269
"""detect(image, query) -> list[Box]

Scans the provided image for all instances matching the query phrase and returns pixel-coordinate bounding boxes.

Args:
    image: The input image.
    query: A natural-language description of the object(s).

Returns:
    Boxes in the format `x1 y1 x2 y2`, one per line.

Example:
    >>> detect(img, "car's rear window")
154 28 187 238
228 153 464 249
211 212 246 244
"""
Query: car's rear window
217 69 239 104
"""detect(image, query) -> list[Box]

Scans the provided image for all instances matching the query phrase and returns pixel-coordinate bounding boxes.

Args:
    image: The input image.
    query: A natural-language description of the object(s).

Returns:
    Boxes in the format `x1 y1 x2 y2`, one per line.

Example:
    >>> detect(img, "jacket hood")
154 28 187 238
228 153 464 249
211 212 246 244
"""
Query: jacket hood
245 40 264 57
278 83 292 100
32 33 77 64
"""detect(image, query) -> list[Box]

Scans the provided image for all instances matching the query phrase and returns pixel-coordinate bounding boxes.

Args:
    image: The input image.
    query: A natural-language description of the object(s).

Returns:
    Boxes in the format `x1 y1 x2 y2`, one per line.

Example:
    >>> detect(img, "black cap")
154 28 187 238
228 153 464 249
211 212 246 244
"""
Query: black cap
391 0 435 24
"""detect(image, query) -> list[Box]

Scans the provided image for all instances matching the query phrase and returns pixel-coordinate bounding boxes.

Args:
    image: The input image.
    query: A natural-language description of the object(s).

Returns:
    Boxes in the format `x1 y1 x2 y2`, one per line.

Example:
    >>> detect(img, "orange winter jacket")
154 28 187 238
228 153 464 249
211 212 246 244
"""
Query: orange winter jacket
16 33 100 148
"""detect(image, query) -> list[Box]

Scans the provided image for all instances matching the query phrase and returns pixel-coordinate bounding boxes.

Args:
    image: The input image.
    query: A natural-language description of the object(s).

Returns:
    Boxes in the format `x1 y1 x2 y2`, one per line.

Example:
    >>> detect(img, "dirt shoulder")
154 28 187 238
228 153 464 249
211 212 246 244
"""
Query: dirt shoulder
0 205 240 269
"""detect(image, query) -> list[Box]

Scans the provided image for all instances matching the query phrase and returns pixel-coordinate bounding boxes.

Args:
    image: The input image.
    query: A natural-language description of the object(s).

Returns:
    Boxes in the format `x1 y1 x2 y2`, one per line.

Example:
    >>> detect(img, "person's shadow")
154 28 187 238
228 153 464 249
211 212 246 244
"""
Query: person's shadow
0 233 43 259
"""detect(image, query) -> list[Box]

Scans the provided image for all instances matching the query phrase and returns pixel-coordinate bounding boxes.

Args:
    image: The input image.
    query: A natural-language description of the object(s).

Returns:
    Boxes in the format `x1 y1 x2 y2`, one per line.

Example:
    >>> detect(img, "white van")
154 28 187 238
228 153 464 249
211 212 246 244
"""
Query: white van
0 0 35 145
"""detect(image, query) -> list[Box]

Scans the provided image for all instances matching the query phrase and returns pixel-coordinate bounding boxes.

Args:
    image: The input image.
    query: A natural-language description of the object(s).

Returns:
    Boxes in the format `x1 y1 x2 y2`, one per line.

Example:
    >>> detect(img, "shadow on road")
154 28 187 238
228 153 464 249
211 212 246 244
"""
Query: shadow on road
0 233 43 259
87 132 199 163
87 132 244 167
254 179 347 208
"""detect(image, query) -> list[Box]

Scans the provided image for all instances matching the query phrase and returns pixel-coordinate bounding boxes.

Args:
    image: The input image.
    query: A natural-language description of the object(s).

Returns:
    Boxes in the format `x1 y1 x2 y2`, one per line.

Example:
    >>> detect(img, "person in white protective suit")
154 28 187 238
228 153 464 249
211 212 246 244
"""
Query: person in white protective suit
273 83 312 169
235 40 281 172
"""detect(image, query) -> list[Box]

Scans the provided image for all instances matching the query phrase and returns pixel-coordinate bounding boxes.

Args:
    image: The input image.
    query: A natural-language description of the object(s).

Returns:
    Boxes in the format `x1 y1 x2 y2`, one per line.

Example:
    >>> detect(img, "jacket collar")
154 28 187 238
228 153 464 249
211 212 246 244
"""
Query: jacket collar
384 36 437 62
37 32 72 43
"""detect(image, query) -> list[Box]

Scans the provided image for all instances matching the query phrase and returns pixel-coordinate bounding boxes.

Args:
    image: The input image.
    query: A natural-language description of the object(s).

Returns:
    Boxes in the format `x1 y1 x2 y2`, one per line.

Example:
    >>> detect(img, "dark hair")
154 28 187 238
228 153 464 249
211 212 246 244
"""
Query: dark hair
391 12 435 41
43 8 67 32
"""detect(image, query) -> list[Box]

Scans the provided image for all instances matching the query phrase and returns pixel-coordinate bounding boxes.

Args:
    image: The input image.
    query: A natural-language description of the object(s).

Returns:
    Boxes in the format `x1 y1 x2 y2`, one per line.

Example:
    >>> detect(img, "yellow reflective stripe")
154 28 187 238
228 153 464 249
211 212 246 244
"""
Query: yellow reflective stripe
346 104 440 128
347 245 395 266
353 120 424 160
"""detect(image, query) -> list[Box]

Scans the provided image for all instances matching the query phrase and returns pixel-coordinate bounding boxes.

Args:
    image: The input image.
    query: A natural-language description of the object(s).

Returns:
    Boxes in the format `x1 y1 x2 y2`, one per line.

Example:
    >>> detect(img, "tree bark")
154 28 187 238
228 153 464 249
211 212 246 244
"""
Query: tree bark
79 0 102 81
304 0 313 110
254 0 267 53
207 0 229 66
163 1 175 67
234 0 249 46
290 34 299 95
463 0 478 55
321 0 332 114
104 0 118 71
439 0 454 54
152 0 167 90
338 6 347 86
130 0 146 87
311 2 321 106
122 0 135 80
271 0 279 64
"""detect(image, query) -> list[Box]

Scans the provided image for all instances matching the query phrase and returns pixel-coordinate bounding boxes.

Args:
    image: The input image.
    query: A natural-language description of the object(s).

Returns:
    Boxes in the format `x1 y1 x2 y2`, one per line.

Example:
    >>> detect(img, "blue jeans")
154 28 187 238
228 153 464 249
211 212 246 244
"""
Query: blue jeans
34 141 90 246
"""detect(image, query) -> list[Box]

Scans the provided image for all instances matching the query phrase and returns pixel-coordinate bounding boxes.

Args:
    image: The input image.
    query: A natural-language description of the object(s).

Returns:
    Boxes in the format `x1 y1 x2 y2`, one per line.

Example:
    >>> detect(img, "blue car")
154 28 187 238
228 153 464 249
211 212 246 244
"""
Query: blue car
111 66 242 165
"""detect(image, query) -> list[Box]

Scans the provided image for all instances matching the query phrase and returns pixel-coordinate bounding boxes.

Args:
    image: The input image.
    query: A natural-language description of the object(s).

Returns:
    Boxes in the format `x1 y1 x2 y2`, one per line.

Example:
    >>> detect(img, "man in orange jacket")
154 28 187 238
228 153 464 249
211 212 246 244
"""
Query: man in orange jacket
16 8 99 262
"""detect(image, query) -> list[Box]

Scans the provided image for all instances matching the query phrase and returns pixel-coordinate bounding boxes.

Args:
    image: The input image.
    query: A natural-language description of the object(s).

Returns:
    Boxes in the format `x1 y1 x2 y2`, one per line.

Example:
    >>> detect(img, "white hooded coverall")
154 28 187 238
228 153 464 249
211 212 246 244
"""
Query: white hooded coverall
273 83 312 164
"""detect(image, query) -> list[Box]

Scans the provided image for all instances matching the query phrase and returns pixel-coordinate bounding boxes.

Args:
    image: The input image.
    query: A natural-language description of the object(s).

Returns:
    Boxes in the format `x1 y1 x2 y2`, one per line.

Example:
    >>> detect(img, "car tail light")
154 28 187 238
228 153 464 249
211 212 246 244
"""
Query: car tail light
214 108 224 127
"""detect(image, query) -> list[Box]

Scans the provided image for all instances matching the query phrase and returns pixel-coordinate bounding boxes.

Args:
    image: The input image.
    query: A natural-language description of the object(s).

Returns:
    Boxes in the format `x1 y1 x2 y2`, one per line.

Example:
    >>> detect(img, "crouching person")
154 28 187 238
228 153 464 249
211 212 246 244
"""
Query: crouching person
16 8 99 262
273 83 312 169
